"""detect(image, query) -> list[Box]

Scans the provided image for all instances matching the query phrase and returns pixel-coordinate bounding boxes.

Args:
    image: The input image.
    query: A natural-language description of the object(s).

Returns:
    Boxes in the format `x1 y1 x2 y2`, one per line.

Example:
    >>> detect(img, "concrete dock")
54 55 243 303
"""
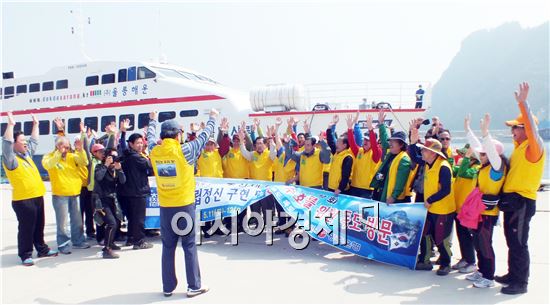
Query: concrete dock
1 184 549 304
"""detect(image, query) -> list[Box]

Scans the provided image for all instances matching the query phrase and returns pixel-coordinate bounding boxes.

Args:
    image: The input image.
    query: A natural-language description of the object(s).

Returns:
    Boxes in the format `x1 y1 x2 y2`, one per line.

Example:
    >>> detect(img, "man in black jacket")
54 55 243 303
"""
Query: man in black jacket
119 131 154 250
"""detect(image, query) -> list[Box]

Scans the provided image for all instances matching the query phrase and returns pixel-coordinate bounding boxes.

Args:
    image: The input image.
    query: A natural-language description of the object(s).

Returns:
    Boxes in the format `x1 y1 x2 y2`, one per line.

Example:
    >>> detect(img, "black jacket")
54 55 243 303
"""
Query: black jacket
94 164 126 199
118 148 153 197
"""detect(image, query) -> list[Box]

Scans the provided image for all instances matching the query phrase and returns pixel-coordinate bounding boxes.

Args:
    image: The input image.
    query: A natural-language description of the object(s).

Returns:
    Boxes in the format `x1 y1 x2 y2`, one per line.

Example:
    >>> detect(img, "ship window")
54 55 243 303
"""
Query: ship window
0 88 2 99
39 120 50 135
118 69 127 82
56 79 68 89
101 73 115 84
14 122 21 132
177 71 201 81
155 67 186 79
180 110 198 117
4 86 14 99
138 67 156 80
86 75 99 86
137 113 149 129
67 118 81 134
119 114 135 131
52 119 64 134
23 122 33 135
29 83 40 92
101 116 116 131
42 81 54 91
84 117 98 131
16 85 27 94
159 111 176 123
128 67 137 81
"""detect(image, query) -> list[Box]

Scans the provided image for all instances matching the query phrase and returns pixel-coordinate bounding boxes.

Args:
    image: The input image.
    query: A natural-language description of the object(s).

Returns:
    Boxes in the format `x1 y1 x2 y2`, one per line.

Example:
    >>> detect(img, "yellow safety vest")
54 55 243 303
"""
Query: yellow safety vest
274 152 296 183
478 165 506 216
299 148 324 187
43 150 87 197
77 163 88 188
385 151 411 200
222 148 249 179
4 154 46 201
249 149 273 181
328 149 353 191
150 138 195 207
453 164 480 213
424 157 456 215
404 164 418 198
503 140 546 200
197 149 223 178
351 148 380 190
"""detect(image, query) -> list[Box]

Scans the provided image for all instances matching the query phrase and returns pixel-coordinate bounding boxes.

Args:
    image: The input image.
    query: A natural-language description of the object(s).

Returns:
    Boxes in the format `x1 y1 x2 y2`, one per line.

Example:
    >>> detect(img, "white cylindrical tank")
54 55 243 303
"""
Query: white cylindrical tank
250 84 308 112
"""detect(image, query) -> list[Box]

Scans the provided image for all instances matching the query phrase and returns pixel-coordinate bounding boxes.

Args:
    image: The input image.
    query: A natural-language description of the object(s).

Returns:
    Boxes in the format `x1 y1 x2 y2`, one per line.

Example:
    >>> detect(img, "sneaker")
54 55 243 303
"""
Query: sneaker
22 258 34 266
59 248 72 255
124 241 134 247
473 278 495 288
73 243 91 249
466 271 483 282
494 273 513 285
501 283 527 295
37 249 58 258
415 262 434 271
133 242 153 250
109 244 122 251
459 263 477 274
163 292 172 297
86 233 96 240
102 249 120 259
187 286 209 298
436 266 451 276
452 259 468 270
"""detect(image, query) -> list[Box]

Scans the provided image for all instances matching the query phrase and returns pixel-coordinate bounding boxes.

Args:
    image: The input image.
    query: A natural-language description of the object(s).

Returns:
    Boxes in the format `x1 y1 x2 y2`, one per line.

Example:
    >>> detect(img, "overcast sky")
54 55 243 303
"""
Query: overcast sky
2 0 548 91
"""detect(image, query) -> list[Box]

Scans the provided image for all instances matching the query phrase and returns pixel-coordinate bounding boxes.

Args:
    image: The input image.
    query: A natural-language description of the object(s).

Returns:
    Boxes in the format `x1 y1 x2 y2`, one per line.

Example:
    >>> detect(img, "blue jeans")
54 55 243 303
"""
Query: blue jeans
160 205 201 292
52 195 86 250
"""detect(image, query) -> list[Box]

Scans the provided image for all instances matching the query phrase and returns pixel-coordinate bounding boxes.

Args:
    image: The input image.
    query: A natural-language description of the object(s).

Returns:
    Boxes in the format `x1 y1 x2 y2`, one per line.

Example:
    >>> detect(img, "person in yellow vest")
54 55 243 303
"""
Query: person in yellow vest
326 115 354 195
287 131 332 189
2 112 58 266
415 138 455 276
147 109 216 298
347 113 382 199
496 83 546 295
197 135 224 238
370 110 412 203
42 118 90 255
459 113 508 288
218 119 250 179
238 123 277 226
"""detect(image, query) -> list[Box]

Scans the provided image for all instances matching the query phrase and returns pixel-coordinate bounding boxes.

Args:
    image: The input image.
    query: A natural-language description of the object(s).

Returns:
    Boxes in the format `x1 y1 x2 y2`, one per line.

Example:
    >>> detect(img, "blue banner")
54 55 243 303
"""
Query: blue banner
145 177 427 269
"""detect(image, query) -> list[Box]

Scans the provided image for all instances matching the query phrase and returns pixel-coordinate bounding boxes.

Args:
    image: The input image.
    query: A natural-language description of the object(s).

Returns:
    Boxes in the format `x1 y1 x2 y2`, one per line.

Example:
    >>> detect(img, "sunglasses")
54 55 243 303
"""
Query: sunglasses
439 137 451 141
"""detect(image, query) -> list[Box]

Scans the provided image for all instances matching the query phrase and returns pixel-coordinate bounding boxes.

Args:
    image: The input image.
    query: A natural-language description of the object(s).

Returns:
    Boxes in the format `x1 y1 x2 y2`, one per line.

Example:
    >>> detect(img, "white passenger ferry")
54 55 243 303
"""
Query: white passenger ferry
1 61 428 174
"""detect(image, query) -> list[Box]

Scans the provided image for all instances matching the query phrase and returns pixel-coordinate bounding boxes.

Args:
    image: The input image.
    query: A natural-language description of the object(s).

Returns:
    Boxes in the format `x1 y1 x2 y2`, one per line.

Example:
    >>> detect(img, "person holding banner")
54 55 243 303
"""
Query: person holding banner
326 115 354 195
414 138 455 276
370 110 412 203
497 82 545 295
347 113 382 199
238 122 277 228
147 109 217 298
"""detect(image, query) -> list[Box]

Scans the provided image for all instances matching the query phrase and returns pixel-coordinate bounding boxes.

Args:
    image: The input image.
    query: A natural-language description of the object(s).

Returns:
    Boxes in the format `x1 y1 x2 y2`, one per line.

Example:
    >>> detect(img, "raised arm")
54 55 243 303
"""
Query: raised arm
327 115 339 154
147 111 159 152
182 109 218 164
480 113 503 171
238 128 254 161
514 82 544 162
346 114 359 157
2 112 18 170
218 117 230 157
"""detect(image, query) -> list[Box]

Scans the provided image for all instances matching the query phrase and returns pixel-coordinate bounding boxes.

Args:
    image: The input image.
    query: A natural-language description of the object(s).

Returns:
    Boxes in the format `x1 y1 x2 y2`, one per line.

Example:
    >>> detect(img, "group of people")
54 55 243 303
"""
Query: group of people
2 82 544 297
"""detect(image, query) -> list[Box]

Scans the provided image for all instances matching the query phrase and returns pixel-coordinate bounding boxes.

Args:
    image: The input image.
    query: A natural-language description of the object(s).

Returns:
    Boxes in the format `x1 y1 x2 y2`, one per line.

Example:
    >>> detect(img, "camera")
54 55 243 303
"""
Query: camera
112 156 121 163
